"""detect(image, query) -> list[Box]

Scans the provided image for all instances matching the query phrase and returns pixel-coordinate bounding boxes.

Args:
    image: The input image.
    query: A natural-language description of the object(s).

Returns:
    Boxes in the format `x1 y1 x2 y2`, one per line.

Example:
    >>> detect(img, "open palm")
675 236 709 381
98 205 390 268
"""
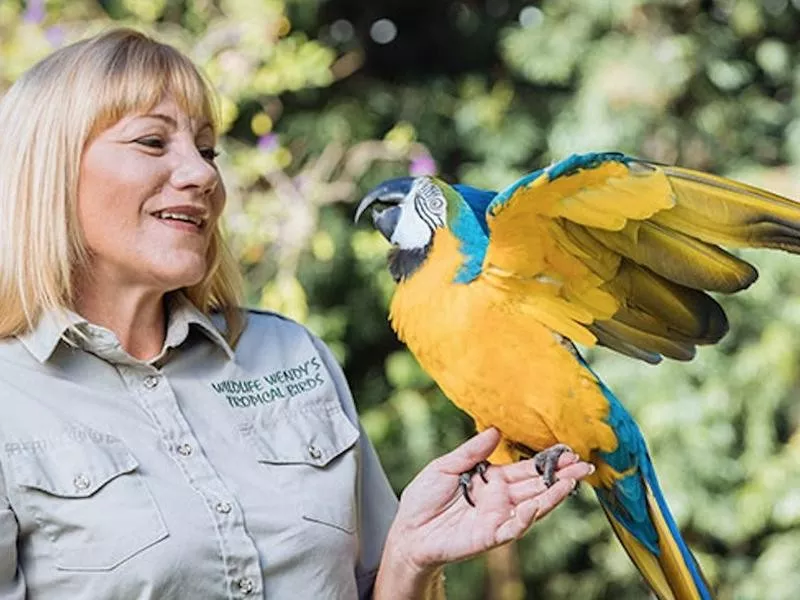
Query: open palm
387 428 595 570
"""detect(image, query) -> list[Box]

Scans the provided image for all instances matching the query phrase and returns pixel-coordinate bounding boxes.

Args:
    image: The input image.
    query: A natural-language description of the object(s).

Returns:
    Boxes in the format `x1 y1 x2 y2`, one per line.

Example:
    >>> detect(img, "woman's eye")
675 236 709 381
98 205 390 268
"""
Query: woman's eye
199 147 220 162
136 137 165 149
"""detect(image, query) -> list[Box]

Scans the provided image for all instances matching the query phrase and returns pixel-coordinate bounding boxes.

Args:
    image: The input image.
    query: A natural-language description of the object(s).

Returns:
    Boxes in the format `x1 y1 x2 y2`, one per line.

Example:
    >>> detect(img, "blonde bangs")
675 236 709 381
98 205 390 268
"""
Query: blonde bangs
87 35 218 142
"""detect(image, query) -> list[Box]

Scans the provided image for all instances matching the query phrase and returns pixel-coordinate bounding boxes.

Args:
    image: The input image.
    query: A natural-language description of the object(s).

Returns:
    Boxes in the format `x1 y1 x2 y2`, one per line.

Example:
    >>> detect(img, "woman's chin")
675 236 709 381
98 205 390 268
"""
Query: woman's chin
151 263 209 293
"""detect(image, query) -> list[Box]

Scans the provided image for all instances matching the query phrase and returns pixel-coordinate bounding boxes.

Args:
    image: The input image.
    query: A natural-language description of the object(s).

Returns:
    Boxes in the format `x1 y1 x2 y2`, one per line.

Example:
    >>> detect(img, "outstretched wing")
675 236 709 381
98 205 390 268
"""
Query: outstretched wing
480 152 800 363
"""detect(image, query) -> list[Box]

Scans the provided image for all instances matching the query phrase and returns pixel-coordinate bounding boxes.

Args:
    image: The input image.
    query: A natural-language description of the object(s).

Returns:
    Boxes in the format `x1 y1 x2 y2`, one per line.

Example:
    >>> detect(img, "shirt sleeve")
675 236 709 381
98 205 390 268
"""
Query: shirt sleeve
310 335 399 600
0 466 25 599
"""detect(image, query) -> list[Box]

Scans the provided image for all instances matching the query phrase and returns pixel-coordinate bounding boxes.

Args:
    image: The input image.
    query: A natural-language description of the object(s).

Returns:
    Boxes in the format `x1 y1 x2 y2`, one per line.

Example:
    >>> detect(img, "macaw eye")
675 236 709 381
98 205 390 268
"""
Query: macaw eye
415 179 446 214
427 195 444 211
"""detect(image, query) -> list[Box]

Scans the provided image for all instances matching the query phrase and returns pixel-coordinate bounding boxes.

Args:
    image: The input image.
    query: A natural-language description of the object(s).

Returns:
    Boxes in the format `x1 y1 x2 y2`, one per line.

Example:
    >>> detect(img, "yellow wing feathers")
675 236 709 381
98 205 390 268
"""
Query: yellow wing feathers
654 166 800 251
541 160 676 227
483 160 800 361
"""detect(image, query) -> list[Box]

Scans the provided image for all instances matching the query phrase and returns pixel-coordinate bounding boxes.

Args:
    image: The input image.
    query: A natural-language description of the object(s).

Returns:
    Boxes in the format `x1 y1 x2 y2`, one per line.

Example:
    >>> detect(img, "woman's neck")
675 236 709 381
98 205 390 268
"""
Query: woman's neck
74 278 167 361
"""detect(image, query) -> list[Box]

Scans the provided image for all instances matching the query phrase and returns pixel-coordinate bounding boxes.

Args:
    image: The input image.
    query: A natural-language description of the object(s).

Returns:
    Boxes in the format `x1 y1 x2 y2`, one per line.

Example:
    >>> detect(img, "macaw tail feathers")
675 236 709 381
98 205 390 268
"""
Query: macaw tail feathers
600 467 712 600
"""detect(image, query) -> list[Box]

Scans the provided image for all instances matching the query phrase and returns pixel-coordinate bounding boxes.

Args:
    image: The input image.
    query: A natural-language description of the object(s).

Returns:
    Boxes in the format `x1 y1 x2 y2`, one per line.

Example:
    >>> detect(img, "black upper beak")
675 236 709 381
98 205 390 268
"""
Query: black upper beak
354 177 415 224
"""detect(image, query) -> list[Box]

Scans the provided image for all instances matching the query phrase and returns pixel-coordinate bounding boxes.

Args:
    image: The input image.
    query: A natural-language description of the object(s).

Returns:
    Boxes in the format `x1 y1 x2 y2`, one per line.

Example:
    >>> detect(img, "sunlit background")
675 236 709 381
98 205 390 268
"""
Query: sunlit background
4 1 800 598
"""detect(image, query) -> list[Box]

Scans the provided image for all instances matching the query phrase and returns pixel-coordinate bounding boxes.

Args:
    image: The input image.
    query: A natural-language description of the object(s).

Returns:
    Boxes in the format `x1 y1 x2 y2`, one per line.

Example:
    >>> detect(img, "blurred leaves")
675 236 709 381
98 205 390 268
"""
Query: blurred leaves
6 0 800 598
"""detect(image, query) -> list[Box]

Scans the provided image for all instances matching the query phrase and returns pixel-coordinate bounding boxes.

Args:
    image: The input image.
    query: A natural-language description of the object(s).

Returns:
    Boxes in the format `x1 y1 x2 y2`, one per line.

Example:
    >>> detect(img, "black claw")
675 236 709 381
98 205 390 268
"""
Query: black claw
458 472 476 507
459 460 490 507
533 443 574 487
570 481 581 497
476 461 489 484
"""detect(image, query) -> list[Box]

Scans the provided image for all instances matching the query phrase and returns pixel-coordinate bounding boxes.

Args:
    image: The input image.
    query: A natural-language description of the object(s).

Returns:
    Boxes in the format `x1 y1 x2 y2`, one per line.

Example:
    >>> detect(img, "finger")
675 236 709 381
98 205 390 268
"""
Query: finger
507 478 550 504
501 452 580 484
554 451 583 470
495 478 577 544
436 428 501 475
507 462 594 504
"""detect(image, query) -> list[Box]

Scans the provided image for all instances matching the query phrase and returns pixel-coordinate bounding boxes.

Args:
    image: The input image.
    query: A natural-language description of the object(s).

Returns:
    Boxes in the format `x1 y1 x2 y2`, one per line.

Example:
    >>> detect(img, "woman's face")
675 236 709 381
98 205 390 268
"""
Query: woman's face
76 96 224 293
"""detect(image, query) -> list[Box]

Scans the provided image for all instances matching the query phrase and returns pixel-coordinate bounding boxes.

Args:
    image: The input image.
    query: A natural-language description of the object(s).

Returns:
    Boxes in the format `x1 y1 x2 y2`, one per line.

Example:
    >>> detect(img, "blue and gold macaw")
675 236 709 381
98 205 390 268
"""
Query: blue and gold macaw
355 152 800 600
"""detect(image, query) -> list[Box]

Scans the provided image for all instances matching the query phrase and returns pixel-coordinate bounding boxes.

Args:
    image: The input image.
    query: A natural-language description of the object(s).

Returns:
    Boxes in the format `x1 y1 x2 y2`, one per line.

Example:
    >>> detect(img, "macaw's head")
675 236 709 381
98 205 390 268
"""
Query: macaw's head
355 176 461 282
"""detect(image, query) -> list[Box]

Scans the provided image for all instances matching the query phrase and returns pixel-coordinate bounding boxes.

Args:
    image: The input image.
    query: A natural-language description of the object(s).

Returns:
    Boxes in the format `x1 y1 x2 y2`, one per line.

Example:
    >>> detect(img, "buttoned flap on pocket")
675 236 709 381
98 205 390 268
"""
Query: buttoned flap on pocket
9 441 168 571
241 393 360 533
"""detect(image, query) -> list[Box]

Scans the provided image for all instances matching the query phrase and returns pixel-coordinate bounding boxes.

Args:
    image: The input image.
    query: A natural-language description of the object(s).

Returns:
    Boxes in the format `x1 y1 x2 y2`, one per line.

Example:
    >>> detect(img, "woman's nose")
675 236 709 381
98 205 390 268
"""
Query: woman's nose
171 147 219 194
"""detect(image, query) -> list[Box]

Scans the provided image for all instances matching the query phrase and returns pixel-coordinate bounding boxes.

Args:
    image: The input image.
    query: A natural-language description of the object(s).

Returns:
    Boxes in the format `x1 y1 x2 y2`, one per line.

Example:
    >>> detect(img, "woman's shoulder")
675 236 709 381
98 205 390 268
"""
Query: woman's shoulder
210 307 309 340
241 308 312 338
217 307 332 360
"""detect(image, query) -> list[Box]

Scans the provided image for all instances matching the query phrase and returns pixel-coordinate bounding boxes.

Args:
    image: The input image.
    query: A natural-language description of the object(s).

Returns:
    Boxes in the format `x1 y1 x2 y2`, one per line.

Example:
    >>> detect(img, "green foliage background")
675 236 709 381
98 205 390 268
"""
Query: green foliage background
4 1 800 598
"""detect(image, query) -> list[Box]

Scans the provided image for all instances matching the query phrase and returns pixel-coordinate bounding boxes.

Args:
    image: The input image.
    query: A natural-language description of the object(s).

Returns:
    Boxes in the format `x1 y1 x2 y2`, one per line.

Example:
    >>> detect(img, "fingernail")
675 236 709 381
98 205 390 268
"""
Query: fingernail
587 463 596 474
571 479 578 491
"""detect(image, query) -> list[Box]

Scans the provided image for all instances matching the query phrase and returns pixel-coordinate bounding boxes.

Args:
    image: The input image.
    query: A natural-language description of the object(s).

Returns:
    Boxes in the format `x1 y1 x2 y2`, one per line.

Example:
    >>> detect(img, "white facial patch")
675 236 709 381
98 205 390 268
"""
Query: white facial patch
390 208 433 248
390 178 447 249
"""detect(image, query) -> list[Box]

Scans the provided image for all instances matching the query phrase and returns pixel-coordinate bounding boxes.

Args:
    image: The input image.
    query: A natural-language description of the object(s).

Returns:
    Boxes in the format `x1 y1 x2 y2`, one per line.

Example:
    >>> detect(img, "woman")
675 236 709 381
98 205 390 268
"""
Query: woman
0 28 593 599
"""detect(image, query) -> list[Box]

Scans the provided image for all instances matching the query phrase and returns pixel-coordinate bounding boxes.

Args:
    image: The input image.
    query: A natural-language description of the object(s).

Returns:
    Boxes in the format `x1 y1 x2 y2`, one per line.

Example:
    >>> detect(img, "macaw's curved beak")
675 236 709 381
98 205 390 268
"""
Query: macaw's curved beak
354 177 415 241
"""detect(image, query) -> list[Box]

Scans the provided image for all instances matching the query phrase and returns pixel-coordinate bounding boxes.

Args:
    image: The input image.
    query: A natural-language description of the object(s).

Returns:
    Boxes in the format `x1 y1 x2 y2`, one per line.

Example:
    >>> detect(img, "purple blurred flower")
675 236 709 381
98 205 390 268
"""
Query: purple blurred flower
257 133 279 152
409 153 437 176
45 26 65 47
23 0 45 24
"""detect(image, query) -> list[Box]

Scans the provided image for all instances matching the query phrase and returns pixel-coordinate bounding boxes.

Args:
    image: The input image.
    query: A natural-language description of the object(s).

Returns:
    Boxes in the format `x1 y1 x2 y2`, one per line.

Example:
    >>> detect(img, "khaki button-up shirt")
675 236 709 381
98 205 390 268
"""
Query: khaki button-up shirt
0 295 398 599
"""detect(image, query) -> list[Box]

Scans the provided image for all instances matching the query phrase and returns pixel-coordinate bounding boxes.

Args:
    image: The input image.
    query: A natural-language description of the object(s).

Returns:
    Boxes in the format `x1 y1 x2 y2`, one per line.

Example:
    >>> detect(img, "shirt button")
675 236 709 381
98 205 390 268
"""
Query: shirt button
73 474 91 491
177 443 193 456
307 444 322 460
237 577 254 595
215 501 232 514
143 375 160 389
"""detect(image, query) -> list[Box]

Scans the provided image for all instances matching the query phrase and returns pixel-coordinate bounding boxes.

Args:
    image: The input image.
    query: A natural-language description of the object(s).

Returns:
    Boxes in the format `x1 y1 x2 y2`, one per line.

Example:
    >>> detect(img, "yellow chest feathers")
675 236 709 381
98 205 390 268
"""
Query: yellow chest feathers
386 229 617 460
389 231 469 344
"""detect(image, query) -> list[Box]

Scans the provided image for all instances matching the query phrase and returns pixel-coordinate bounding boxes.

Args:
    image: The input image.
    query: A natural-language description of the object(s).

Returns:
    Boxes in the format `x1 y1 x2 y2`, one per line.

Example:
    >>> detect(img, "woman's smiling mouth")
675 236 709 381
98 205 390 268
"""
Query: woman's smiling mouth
149 206 208 231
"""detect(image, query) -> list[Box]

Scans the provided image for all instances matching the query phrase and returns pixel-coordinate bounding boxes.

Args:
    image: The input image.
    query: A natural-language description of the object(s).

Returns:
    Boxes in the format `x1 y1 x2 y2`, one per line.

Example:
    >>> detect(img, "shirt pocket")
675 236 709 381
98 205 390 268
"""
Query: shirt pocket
241 392 360 534
9 442 168 571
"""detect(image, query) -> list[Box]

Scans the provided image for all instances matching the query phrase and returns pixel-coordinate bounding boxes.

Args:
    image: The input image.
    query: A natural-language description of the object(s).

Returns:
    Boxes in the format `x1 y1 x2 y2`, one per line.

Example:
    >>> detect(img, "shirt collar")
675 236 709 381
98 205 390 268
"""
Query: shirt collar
16 308 87 364
163 293 236 361
16 293 235 364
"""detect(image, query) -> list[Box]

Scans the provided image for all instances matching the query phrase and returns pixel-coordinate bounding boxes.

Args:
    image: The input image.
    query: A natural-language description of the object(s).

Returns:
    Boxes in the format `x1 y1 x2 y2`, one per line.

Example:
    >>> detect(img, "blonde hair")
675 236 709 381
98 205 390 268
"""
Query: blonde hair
0 27 244 343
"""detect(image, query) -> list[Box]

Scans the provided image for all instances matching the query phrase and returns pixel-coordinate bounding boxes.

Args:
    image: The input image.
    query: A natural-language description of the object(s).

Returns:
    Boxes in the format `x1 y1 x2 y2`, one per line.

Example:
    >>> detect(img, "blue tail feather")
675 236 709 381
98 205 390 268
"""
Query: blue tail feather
578 355 711 598
641 456 711 599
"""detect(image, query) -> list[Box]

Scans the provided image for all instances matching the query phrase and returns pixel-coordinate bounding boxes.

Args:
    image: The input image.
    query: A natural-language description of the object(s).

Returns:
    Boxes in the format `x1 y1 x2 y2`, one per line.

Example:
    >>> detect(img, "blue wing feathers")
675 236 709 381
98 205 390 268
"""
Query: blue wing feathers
545 151 631 180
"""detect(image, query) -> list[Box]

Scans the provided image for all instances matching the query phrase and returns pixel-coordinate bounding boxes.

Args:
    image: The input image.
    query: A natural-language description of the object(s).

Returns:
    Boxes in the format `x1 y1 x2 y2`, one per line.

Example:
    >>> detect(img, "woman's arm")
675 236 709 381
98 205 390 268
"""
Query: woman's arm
374 546 445 600
373 428 593 600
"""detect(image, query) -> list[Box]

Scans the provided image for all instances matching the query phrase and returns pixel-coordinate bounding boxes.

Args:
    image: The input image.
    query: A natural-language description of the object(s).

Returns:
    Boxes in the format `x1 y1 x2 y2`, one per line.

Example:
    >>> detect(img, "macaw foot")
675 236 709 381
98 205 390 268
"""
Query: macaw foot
458 461 489 507
533 443 574 488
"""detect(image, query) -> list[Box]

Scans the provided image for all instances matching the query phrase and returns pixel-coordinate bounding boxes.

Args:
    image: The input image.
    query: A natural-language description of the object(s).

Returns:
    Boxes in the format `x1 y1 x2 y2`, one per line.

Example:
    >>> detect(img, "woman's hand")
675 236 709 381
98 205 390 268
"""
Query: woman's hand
374 428 594 599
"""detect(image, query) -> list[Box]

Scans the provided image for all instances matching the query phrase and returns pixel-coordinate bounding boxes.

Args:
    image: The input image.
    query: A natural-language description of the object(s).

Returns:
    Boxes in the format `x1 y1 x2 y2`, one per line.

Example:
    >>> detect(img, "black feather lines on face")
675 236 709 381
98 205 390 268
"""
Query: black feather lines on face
388 243 432 282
